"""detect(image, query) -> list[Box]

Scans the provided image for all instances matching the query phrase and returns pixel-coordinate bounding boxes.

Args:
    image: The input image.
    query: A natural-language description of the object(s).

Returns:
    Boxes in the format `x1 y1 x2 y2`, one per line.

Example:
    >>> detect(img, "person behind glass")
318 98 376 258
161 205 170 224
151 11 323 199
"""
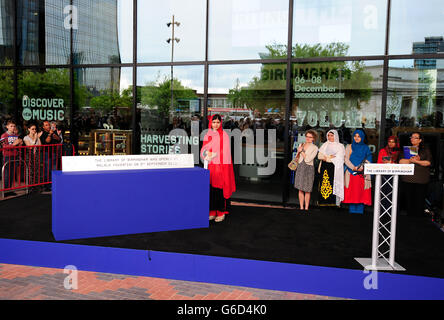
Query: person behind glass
317 129 345 207
0 120 23 196
201 114 236 222
23 123 42 188
40 120 61 191
399 132 432 217
377 136 400 218
343 129 373 213
293 130 319 211
377 136 400 164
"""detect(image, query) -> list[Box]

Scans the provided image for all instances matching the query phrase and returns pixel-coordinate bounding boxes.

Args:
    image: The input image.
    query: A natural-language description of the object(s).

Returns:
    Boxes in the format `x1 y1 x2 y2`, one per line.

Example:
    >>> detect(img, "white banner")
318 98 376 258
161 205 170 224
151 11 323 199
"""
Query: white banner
364 163 415 176
62 154 194 172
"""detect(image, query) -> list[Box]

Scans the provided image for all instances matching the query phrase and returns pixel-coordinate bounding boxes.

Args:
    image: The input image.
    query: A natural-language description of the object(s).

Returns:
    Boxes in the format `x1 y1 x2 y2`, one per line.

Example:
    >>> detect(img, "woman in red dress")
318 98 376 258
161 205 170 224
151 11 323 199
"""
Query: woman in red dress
343 129 373 213
201 114 236 222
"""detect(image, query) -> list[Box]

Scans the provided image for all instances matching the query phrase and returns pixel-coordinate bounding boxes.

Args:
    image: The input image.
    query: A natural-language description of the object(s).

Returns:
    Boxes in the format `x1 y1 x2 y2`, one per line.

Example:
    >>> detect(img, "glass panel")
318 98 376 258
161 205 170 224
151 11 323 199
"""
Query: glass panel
0 0 14 65
137 0 206 62
18 0 71 65
73 67 133 155
289 60 383 204
386 59 444 180
292 0 387 57
209 0 289 60
137 65 204 161
73 0 133 64
0 68 14 123
208 63 286 202
45 0 71 65
17 68 71 141
390 0 444 55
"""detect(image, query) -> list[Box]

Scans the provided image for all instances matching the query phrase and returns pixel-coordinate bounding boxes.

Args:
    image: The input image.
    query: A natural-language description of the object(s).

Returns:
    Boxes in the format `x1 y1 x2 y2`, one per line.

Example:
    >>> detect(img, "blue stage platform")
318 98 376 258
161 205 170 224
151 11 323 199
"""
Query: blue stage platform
0 238 443 300
52 168 209 240
1 167 443 299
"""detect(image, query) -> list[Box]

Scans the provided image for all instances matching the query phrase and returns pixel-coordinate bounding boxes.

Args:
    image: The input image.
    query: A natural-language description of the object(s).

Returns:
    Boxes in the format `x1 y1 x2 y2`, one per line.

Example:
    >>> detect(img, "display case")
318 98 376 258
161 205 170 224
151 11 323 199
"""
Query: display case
92 130 132 155
78 135 91 155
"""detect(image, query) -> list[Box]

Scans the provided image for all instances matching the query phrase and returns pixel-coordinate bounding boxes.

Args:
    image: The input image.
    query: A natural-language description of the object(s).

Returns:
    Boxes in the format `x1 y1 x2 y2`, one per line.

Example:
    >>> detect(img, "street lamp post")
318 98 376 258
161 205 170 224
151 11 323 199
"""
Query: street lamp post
167 15 180 112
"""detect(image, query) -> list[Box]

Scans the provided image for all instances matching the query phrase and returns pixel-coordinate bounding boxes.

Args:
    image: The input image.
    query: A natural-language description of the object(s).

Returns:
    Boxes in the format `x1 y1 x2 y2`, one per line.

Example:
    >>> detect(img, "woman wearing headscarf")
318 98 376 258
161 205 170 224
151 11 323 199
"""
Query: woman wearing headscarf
343 129 373 213
201 114 236 222
377 136 401 219
378 136 400 164
317 129 345 207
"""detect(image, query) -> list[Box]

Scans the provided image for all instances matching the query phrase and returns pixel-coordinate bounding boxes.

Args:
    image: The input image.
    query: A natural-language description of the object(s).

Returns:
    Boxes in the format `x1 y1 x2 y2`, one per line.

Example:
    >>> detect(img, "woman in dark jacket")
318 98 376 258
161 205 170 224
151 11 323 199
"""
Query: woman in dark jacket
399 132 432 217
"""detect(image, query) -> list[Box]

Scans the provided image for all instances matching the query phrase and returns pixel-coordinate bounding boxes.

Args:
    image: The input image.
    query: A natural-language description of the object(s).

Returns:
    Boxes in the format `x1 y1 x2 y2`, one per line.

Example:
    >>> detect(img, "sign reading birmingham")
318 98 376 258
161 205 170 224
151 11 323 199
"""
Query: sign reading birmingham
261 66 351 99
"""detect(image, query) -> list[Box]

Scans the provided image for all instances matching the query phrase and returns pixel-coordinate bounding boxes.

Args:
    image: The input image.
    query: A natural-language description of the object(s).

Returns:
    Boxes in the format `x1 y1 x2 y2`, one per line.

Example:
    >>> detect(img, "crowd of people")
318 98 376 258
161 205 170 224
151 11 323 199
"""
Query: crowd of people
290 129 434 218
0 119 65 196
0 112 440 227
73 112 130 136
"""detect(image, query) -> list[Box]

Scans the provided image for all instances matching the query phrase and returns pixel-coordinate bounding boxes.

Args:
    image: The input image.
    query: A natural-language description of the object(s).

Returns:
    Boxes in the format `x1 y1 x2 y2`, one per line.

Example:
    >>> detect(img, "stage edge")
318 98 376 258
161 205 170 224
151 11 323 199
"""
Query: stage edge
0 238 443 300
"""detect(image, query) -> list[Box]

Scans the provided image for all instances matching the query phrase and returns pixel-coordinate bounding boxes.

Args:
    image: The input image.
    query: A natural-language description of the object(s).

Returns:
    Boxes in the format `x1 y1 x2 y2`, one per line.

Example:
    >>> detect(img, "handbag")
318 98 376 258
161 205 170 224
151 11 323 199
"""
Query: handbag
288 154 300 171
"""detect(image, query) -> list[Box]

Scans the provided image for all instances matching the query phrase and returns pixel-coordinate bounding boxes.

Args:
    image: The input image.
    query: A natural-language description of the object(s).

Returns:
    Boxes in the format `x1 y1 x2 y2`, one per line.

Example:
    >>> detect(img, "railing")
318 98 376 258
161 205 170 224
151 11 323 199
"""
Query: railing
0 144 75 198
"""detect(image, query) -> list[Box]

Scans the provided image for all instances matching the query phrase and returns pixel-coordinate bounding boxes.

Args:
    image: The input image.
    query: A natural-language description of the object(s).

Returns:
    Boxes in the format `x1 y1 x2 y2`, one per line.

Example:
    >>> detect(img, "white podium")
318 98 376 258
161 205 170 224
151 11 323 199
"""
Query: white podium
355 163 415 271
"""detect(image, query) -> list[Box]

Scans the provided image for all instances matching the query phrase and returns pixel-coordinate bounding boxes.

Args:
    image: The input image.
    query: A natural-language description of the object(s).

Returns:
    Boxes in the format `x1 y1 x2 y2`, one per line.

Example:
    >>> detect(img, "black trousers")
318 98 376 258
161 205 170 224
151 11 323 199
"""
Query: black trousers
210 186 229 213
401 181 428 217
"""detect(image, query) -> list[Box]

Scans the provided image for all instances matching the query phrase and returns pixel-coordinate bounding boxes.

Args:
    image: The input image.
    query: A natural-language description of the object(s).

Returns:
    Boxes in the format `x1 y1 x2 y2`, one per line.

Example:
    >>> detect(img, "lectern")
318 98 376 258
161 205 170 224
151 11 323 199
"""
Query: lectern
355 163 414 271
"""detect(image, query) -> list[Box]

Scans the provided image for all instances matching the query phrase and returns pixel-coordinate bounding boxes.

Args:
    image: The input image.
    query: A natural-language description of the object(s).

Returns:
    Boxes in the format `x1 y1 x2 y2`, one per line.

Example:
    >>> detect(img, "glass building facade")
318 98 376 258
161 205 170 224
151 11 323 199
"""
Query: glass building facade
1 0 444 205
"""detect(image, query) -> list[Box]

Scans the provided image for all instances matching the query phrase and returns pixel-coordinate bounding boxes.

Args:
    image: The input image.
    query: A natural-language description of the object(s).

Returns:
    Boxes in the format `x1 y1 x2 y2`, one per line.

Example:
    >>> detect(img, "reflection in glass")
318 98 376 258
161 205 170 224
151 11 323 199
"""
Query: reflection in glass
209 0 288 60
0 0 14 65
0 68 14 121
387 59 444 132
137 66 204 158
292 0 386 57
73 0 132 64
73 67 133 155
17 0 70 65
209 64 286 202
390 0 444 55
16 69 71 142
137 0 206 62
289 61 383 204
387 59 444 180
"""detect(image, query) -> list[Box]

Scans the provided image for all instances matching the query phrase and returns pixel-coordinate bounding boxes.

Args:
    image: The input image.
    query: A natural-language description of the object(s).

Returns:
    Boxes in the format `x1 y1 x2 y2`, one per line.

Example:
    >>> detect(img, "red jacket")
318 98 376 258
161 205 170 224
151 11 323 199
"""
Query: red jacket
201 116 236 199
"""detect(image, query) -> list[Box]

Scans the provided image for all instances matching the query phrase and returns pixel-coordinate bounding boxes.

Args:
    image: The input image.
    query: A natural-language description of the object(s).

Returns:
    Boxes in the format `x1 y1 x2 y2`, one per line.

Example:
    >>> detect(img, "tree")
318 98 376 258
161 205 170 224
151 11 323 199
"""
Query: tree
18 69 71 101
0 59 14 115
89 89 132 113
141 76 197 117
229 42 374 120
260 42 350 59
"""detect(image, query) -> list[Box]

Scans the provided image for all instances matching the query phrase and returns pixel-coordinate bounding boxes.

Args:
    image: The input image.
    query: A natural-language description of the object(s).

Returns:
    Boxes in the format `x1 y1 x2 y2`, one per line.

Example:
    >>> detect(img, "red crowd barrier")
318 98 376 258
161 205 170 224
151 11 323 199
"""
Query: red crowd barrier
0 144 75 197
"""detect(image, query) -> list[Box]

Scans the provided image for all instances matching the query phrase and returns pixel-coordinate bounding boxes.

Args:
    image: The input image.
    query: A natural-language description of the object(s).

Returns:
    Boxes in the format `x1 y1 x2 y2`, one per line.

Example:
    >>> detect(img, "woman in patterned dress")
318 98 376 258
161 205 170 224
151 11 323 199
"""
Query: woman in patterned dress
293 130 319 211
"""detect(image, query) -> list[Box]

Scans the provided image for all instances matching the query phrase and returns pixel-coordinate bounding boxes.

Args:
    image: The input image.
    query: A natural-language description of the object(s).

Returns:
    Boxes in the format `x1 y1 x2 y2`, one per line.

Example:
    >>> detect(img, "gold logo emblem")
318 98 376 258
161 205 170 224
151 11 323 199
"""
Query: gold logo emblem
320 170 333 199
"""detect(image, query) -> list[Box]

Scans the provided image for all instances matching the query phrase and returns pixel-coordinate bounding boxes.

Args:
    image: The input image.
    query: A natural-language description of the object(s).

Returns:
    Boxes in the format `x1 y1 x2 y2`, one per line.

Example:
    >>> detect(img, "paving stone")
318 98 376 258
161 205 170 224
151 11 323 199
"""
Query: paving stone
0 263 339 300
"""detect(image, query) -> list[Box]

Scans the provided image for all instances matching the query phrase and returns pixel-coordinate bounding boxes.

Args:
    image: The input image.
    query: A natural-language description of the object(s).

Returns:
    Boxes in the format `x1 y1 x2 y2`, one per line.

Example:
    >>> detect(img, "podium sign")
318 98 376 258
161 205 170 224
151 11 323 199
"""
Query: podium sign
62 154 194 172
355 164 415 272
364 163 414 176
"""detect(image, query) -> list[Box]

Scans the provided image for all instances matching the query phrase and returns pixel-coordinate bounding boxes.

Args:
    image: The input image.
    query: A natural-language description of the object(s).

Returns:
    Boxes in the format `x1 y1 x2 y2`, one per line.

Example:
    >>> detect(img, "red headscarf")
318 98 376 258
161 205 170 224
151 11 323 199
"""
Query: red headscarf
201 115 236 199
384 135 401 163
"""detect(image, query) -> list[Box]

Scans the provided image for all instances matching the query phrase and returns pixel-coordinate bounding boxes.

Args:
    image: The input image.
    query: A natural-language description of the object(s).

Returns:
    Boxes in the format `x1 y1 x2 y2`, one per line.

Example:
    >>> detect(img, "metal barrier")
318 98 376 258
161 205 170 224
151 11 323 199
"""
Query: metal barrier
0 144 75 199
